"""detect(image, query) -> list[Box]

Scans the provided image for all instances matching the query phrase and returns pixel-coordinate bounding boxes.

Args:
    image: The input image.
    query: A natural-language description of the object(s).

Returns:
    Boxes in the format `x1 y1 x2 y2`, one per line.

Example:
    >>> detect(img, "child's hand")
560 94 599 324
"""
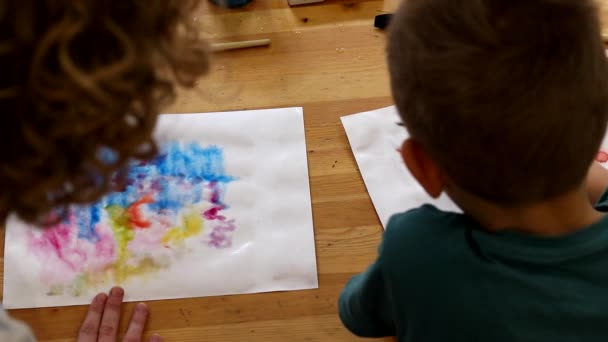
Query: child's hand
77 287 162 342
587 162 608 205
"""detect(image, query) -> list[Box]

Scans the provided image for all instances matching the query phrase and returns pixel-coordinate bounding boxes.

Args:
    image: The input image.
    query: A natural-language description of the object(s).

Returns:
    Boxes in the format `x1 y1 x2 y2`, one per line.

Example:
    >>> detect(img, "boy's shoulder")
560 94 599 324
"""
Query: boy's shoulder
380 204 475 272
383 204 469 248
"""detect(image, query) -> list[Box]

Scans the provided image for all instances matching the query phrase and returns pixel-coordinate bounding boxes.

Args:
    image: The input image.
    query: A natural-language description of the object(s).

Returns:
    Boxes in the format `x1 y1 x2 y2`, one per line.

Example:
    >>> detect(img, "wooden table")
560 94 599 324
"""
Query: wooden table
4 0 397 341
5 0 608 340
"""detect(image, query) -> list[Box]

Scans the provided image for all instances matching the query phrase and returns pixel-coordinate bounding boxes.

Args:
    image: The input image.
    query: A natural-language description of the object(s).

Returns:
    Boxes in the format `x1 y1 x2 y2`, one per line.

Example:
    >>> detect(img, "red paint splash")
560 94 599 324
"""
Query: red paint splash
203 182 227 221
127 194 155 229
203 206 226 221
597 151 608 163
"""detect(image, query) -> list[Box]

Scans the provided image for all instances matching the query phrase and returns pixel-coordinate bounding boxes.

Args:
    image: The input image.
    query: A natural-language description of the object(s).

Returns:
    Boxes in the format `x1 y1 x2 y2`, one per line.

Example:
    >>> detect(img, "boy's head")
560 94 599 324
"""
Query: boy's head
388 0 608 206
0 0 208 222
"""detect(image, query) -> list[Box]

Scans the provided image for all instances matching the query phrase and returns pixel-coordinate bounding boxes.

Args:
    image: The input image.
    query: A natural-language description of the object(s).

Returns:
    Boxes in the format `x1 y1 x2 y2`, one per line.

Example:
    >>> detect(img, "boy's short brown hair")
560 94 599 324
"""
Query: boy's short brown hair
388 0 608 205
0 0 208 222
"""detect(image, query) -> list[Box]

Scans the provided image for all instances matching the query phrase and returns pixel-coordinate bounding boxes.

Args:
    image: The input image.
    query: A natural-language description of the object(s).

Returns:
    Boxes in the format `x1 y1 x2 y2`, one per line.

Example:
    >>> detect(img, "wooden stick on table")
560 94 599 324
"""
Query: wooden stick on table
211 39 271 52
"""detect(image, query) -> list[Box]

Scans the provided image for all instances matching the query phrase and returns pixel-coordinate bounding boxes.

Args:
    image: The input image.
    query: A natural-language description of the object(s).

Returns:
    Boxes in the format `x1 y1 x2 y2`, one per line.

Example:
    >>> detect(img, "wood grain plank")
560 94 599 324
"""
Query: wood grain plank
150 314 393 342
169 26 390 113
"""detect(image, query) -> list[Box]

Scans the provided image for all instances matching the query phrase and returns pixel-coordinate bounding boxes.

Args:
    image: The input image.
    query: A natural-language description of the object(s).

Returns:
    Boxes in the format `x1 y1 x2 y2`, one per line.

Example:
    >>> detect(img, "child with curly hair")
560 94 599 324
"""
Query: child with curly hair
0 1 209 340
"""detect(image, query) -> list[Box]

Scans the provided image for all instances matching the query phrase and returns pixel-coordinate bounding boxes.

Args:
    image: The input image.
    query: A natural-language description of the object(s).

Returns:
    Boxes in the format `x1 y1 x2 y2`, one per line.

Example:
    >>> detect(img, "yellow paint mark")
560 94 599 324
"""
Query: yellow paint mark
66 258 167 295
122 257 166 278
106 205 135 284
161 211 204 245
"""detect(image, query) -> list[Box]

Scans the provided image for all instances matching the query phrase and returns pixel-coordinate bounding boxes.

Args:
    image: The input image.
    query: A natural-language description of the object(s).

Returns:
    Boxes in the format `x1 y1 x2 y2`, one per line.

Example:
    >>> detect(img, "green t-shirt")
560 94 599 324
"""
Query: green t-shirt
339 192 608 341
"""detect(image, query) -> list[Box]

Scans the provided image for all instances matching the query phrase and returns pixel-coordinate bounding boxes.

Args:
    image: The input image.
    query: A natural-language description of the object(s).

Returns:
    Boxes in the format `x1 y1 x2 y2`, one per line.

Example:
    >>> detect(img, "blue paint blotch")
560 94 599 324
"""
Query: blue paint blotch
75 206 100 242
152 143 233 183
90 206 101 228
72 142 235 235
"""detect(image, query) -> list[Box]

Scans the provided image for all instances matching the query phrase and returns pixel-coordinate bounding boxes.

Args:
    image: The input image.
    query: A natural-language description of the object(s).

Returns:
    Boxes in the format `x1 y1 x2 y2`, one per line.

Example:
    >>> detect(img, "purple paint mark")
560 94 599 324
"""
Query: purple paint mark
209 182 222 204
203 181 234 248
208 219 236 249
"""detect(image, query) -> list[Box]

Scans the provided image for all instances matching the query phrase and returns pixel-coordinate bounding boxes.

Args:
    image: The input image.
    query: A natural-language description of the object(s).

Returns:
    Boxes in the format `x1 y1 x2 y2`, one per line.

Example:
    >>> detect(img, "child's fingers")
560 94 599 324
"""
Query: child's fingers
122 303 149 342
98 287 125 342
77 292 108 342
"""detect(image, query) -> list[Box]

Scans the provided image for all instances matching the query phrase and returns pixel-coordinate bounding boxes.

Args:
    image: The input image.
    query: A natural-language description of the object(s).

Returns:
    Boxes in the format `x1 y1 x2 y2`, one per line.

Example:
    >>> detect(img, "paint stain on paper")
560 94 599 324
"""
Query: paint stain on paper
27 142 238 296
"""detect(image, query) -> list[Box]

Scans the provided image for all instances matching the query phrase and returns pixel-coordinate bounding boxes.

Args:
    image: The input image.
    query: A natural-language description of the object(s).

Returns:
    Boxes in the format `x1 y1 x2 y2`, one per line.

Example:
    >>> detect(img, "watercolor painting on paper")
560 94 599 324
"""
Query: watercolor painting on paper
27 142 237 297
4 108 318 309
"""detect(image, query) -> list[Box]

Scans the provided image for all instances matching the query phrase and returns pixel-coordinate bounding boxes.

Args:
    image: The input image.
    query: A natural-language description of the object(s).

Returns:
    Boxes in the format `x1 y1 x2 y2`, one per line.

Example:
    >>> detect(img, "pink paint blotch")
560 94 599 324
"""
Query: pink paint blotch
28 224 84 272
94 232 115 259
27 222 89 285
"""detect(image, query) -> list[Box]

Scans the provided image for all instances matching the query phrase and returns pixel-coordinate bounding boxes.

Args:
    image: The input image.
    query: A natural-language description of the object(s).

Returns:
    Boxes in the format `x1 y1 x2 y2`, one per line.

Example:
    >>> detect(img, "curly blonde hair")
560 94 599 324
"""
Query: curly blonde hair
0 0 209 223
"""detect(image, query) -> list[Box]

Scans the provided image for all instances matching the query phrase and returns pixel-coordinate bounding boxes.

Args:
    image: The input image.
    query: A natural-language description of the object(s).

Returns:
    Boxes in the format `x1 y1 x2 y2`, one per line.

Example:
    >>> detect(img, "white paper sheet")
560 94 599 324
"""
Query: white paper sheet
341 106 461 229
3 107 318 309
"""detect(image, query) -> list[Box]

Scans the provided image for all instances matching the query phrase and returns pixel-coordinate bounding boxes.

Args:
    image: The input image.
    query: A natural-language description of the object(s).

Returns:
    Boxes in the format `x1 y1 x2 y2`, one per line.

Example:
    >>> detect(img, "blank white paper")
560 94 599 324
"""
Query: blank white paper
341 106 461 229
3 107 318 309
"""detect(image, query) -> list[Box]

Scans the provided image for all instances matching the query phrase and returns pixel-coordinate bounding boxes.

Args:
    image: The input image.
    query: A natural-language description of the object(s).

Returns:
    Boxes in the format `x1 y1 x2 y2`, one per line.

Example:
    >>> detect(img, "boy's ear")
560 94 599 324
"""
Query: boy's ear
400 138 444 198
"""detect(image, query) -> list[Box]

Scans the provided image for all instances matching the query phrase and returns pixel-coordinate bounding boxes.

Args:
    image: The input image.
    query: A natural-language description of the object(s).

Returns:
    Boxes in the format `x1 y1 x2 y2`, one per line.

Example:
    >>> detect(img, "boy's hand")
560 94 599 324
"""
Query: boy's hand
78 287 162 342
587 162 608 205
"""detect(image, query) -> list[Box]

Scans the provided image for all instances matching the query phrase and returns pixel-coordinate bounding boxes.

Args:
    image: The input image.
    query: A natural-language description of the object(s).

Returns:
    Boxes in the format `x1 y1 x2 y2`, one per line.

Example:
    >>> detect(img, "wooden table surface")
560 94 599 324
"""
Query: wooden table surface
4 0 608 341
